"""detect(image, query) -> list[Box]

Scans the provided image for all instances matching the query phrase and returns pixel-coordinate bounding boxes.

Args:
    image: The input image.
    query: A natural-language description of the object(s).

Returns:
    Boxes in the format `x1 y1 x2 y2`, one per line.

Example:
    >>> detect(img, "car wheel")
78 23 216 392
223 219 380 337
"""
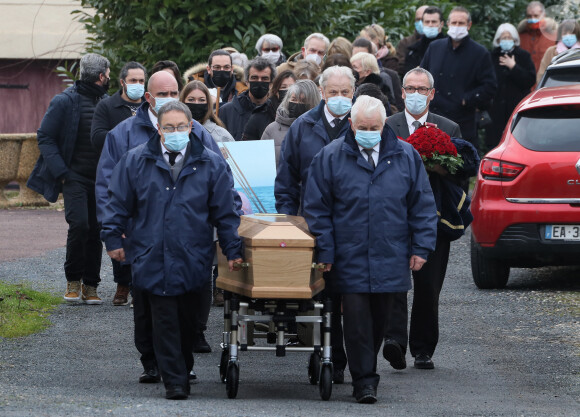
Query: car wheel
470 235 510 289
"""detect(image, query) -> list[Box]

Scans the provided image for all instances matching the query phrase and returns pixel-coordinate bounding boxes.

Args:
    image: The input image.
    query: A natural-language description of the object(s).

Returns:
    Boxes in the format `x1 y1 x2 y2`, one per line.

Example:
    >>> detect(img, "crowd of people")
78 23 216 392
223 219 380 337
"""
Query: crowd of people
26 2 576 403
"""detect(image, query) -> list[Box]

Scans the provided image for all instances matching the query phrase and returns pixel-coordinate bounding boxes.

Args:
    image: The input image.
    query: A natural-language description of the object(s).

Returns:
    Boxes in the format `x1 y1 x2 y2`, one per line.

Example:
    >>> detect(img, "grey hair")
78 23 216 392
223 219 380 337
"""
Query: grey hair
527 1 545 13
79 53 110 83
281 79 321 113
304 33 330 50
448 6 471 23
493 23 521 47
351 95 386 125
157 101 192 124
231 52 249 68
255 34 283 54
319 65 356 90
244 56 277 83
403 67 435 89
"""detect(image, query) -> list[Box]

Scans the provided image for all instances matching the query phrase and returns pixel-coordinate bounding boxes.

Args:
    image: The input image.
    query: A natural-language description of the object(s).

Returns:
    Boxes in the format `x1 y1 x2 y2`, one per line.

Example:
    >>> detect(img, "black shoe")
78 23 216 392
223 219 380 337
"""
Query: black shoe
382 338 407 370
165 385 188 400
414 353 435 369
333 368 344 384
354 385 377 404
193 332 212 353
188 369 197 381
139 367 161 384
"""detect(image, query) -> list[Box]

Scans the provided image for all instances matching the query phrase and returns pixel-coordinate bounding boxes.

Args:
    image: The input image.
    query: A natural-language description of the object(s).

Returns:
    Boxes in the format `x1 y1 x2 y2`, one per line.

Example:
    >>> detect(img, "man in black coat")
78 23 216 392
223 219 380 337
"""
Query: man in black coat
404 6 448 74
384 67 462 371
91 61 147 306
420 6 497 150
27 53 110 304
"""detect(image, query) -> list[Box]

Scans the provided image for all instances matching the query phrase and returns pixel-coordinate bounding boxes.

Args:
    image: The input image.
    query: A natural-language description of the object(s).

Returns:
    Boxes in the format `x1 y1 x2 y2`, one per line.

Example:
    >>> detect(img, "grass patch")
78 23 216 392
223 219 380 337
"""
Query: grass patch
0 281 62 338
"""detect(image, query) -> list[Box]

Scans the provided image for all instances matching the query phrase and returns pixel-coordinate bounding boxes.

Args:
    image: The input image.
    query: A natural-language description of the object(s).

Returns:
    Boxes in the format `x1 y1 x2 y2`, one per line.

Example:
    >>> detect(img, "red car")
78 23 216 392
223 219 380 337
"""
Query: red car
470 85 580 289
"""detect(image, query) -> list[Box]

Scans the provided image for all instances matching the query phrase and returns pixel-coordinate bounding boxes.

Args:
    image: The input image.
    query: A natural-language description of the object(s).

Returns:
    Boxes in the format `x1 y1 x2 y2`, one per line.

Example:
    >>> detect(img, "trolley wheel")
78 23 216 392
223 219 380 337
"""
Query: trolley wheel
219 348 229 383
308 352 320 385
319 363 333 401
225 361 239 399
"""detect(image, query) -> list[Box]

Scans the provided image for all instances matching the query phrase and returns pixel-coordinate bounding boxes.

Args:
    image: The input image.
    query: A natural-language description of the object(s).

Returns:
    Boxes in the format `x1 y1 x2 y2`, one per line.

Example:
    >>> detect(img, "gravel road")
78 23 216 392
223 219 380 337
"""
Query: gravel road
0 210 578 416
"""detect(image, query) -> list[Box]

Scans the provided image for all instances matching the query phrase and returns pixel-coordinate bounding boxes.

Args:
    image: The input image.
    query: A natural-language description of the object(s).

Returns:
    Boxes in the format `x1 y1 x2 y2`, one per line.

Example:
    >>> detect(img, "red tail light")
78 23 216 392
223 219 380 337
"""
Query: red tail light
480 158 525 181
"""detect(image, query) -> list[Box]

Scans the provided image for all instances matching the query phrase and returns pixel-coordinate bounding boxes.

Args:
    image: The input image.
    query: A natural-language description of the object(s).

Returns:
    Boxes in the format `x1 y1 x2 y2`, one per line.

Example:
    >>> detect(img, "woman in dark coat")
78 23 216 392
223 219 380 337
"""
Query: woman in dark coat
485 23 536 150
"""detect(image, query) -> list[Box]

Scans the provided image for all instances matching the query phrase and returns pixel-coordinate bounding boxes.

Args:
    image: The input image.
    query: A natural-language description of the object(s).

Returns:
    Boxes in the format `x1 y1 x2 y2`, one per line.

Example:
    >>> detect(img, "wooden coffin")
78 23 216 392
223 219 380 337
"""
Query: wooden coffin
216 214 325 299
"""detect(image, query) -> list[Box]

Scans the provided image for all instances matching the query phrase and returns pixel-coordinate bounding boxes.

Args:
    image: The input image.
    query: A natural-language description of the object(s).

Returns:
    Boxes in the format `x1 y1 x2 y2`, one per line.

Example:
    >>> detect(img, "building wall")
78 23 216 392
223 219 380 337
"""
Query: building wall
0 59 74 134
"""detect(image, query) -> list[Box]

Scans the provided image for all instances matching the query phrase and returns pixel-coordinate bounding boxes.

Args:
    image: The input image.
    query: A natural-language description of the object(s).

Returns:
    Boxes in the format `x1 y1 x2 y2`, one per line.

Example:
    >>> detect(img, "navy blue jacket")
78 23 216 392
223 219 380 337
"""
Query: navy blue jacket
100 133 242 296
27 84 107 202
275 100 351 215
420 36 497 125
219 90 256 141
95 101 231 222
303 126 437 294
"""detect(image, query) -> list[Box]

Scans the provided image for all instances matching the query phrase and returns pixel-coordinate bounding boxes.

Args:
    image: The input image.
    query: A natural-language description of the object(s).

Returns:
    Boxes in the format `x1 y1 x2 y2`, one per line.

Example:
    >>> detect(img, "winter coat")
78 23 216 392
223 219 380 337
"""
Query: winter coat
183 63 248 103
517 18 558 71
303 126 437 294
275 100 351 215
261 106 296 167
277 51 303 73
485 46 536 149
404 32 447 75
203 119 234 143
100 133 242 297
27 82 107 203
95 102 224 222
219 91 257 141
91 90 143 154
241 99 277 141
358 73 393 114
377 43 399 73
396 31 422 76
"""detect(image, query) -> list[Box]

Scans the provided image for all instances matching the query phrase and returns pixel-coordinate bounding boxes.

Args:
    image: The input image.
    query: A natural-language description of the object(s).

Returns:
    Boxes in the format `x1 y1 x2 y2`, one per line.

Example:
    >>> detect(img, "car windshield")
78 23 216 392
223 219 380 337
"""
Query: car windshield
511 105 580 151
542 69 580 87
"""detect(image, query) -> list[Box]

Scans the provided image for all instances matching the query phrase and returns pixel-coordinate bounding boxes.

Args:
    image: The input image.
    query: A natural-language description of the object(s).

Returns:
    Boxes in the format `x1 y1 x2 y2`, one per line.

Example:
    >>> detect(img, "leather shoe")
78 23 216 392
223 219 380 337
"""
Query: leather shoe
414 353 434 369
382 338 407 370
354 385 377 404
193 332 212 353
165 385 188 400
139 367 161 384
332 368 344 384
188 369 197 381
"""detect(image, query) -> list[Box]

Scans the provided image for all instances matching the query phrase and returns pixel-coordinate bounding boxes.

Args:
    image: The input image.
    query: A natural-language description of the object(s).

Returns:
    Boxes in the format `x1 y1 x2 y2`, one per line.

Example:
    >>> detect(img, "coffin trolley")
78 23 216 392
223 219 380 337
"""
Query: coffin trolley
216 214 333 400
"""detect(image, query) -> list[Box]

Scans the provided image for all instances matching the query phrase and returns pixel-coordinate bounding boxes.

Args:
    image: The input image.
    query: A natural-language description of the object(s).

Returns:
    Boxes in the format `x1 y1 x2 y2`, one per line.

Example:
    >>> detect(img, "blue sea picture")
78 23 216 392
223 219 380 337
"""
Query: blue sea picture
218 140 277 214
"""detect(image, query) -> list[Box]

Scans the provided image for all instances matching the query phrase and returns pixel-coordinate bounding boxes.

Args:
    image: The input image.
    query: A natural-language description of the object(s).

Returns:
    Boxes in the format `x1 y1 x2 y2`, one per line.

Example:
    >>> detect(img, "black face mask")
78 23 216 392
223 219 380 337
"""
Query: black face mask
212 70 231 88
288 102 309 119
185 103 208 121
353 71 360 82
278 89 288 102
249 81 270 99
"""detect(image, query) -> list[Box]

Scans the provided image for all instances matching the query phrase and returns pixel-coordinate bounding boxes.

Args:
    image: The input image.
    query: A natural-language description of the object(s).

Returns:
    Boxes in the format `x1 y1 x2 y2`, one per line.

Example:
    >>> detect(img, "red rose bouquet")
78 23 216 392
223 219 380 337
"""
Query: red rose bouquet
405 125 464 175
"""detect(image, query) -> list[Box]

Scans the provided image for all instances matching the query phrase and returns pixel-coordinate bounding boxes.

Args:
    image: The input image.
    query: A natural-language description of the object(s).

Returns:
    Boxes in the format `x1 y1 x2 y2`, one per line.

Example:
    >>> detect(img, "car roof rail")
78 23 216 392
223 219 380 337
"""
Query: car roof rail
550 49 580 66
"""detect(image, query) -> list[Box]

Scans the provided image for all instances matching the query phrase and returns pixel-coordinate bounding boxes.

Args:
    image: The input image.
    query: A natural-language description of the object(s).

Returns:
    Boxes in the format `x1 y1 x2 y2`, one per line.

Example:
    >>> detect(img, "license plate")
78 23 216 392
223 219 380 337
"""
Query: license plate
545 225 580 240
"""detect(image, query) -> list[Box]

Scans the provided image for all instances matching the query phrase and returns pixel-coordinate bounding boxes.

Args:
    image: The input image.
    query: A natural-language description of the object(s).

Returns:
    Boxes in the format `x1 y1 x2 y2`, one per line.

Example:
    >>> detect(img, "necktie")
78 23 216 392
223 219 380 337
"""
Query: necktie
333 117 341 128
166 151 179 166
412 120 422 133
364 149 375 170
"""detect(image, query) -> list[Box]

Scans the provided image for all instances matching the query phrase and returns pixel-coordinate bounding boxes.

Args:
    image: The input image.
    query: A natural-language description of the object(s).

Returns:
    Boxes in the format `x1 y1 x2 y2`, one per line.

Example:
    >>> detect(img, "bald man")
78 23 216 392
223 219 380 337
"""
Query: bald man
95 69 226 384
396 5 429 76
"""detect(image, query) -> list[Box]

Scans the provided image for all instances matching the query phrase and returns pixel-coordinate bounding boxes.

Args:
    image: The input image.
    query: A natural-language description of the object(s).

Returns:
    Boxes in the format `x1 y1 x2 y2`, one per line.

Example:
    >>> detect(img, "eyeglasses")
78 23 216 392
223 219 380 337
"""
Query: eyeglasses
262 46 280 53
160 124 190 133
403 86 433 95
211 65 232 71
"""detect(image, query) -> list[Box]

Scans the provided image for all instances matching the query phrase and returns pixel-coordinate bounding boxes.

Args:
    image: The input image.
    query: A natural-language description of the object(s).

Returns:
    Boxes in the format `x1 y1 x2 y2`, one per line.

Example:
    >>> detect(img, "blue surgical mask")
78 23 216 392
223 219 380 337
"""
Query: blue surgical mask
326 96 352 116
355 130 382 149
562 34 578 48
415 20 424 35
163 131 189 152
125 83 144 100
152 96 177 113
404 92 429 115
527 18 540 24
423 26 439 39
499 39 515 52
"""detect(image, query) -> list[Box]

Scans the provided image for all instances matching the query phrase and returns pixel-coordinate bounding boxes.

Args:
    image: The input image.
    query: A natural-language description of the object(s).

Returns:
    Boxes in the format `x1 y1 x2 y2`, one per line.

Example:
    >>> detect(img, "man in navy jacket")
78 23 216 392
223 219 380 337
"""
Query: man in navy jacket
304 95 437 403
420 6 497 149
101 101 243 400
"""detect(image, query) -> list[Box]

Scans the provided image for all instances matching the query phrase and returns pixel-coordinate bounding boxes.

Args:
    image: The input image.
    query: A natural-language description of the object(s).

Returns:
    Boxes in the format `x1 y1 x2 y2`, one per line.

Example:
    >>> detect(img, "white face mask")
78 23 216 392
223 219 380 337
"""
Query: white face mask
447 26 469 41
305 53 322 65
262 51 281 64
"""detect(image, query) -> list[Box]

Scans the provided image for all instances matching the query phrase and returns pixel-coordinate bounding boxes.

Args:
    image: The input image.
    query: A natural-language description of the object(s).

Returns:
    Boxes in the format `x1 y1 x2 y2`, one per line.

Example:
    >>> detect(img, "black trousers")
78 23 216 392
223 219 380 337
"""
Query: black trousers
330 293 348 372
132 287 156 370
111 259 132 286
193 276 212 333
146 291 197 389
62 174 102 286
342 293 391 390
384 236 451 358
